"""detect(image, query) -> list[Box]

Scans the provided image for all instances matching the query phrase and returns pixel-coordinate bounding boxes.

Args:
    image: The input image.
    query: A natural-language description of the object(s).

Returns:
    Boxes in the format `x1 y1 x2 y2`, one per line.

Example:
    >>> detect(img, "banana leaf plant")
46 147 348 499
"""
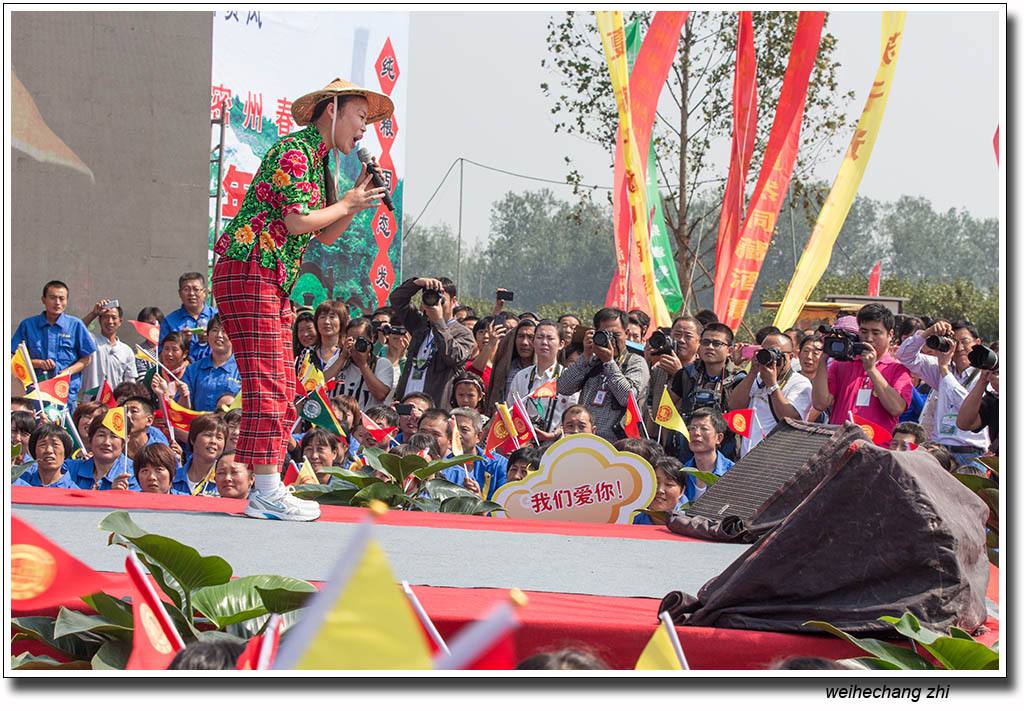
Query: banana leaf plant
954 456 999 566
804 611 999 670
289 449 500 516
12 512 317 670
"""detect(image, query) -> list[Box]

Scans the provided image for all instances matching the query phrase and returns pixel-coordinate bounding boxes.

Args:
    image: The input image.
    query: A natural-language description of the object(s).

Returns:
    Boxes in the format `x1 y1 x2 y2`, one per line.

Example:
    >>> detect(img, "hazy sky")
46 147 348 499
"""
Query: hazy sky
402 9 1001 254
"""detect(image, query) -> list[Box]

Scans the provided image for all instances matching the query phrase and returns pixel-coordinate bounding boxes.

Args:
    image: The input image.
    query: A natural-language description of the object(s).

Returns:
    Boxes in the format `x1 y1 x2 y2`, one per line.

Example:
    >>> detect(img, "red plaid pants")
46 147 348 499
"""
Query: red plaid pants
211 257 296 467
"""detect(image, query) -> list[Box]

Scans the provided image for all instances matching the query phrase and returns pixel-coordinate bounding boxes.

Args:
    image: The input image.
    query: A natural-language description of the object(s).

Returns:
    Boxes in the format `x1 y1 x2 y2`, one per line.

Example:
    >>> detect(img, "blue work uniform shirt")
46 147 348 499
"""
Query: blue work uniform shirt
440 446 508 500
66 457 140 491
171 454 219 496
144 426 170 446
181 354 241 412
161 303 217 362
11 312 97 409
16 462 76 489
682 451 735 505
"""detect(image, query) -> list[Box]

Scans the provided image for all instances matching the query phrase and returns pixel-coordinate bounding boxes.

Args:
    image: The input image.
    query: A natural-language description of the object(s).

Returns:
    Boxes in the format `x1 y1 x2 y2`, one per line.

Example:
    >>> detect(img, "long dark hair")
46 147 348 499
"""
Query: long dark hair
309 95 363 208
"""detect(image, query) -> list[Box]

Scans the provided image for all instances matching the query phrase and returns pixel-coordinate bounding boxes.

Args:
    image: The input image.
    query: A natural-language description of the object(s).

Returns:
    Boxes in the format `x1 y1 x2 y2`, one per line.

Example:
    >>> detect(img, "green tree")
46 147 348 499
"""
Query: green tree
541 11 853 302
400 219 460 283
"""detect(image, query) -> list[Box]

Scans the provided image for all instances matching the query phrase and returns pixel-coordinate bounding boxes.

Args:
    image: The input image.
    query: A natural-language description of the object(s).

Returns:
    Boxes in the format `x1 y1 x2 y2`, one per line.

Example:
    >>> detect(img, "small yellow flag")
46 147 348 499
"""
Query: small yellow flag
301 361 325 392
222 390 242 412
635 624 683 670
101 406 128 440
294 539 433 669
134 344 159 366
450 415 464 457
654 389 689 441
296 458 319 486
12 344 34 389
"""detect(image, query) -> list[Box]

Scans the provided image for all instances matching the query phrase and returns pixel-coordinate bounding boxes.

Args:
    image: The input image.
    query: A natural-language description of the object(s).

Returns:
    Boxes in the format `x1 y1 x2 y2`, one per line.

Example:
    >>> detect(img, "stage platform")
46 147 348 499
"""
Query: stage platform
10 487 1000 670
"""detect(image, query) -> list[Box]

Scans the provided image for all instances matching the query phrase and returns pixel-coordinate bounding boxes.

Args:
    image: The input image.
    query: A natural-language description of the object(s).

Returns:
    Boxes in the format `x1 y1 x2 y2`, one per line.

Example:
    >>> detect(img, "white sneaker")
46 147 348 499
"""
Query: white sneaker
244 486 321 522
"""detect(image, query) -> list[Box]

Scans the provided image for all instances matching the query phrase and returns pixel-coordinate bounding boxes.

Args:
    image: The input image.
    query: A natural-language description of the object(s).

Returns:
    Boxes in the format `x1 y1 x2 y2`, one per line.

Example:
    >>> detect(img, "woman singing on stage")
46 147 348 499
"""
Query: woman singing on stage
211 78 392 521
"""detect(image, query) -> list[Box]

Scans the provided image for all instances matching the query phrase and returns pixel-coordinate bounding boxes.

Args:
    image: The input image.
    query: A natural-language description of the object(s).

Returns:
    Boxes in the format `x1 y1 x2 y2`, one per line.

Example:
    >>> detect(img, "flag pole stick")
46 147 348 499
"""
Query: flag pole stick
401 580 450 656
160 395 177 447
658 611 690 670
62 409 87 456
19 342 44 416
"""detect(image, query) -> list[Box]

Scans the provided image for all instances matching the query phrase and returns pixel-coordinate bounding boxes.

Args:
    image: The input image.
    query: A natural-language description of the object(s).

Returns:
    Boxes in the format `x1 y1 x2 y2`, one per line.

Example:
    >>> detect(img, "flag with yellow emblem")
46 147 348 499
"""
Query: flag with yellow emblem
654 389 689 441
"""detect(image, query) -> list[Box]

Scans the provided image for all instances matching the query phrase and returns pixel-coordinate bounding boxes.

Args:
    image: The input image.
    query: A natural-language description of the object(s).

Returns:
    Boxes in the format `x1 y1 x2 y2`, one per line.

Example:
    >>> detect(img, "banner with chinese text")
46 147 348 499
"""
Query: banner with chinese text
773 12 905 329
210 10 408 314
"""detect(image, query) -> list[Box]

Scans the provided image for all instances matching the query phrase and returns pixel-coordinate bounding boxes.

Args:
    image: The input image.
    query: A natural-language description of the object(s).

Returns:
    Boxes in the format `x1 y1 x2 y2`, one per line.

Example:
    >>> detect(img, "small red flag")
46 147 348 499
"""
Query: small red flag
125 551 185 670
98 379 118 408
527 379 558 399
867 260 882 297
282 460 300 487
34 373 72 405
434 598 521 670
852 414 892 446
163 397 207 432
11 517 112 612
509 397 538 446
361 412 398 444
624 391 644 439
483 412 518 457
127 320 161 346
236 615 283 670
724 408 754 437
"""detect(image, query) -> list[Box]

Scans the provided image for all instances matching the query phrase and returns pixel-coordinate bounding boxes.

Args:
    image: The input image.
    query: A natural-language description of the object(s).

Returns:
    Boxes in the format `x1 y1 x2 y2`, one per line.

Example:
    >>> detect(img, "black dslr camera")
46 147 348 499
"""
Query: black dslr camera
968 344 998 371
354 336 372 353
421 289 443 307
925 334 954 353
378 323 407 337
755 347 785 367
592 330 615 349
648 329 675 356
818 325 870 361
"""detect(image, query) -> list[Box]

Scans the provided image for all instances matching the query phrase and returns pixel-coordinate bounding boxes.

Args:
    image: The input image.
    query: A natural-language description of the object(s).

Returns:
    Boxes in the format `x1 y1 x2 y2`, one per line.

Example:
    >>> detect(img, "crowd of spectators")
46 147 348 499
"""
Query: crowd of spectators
11 272 1000 524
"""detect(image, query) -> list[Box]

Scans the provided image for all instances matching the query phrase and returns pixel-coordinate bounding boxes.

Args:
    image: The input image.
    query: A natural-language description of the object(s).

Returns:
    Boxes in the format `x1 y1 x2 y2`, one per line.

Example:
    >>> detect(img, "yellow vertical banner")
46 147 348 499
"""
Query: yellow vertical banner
773 12 906 329
596 11 672 327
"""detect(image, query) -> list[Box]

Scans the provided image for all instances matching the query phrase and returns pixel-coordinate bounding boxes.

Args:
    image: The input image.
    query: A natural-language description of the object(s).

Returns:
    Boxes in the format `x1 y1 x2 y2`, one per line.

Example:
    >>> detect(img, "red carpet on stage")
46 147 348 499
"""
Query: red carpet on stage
10 487 1000 670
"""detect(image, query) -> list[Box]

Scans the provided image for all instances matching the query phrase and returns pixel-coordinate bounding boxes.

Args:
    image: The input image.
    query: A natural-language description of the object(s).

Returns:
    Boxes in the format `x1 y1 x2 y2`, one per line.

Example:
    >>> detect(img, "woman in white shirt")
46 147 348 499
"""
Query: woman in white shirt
508 319 577 442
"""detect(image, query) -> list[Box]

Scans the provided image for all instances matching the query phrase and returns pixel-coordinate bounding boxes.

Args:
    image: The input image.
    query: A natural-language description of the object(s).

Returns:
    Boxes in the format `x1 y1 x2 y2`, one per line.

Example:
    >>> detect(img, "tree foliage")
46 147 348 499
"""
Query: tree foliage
540 11 854 298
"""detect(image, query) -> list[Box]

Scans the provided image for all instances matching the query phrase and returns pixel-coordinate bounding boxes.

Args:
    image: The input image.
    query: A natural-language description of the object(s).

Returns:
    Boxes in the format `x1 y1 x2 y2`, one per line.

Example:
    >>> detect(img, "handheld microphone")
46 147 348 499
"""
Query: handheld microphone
356 147 395 212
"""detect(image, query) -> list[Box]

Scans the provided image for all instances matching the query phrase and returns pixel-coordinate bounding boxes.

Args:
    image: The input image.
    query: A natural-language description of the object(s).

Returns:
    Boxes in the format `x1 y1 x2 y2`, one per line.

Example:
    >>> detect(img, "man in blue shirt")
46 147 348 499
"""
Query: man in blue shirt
680 408 735 504
181 315 240 412
160 272 217 362
11 280 96 410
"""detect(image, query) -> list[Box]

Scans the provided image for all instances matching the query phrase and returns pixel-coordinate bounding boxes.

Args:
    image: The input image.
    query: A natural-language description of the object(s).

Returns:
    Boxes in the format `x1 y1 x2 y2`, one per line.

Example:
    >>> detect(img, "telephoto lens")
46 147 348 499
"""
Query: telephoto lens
592 330 612 348
968 344 998 371
421 289 442 307
925 335 953 352
755 347 782 367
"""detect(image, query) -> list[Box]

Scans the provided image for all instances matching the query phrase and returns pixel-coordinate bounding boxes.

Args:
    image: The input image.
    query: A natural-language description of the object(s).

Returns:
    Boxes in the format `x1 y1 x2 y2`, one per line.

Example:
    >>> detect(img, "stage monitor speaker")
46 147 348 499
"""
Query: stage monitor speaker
674 419 867 542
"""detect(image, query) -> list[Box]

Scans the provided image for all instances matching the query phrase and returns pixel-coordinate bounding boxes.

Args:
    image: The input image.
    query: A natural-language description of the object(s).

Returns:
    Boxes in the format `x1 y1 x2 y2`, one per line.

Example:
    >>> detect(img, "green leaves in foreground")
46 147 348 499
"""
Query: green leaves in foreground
805 611 999 670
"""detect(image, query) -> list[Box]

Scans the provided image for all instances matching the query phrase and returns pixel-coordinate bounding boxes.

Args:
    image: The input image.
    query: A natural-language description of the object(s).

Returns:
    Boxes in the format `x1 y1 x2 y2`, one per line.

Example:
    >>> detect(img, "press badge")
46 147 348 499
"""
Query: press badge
855 388 872 407
593 389 607 406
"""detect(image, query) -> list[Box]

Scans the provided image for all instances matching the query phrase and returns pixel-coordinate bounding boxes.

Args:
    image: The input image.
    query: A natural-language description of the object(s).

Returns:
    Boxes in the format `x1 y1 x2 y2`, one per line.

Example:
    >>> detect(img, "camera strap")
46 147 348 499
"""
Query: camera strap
764 370 793 425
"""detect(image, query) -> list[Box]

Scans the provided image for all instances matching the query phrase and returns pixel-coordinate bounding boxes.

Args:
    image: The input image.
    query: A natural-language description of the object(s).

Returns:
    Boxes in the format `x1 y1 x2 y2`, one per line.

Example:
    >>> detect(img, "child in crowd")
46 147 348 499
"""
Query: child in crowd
889 422 927 451
215 450 253 499
560 404 596 436
451 372 487 415
681 408 735 505
14 423 75 488
135 443 187 495
67 411 140 491
172 413 226 495
396 392 433 442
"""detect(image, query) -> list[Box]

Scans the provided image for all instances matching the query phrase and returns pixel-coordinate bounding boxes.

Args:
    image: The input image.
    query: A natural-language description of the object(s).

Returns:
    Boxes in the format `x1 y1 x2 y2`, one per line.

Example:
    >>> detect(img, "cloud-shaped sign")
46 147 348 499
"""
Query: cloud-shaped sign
492 433 657 524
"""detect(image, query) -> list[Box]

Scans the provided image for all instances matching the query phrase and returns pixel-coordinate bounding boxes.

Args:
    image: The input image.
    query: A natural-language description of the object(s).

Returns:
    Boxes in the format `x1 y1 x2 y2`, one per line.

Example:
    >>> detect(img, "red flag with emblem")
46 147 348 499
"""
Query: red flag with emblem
162 397 208 433
33 373 72 405
624 391 644 439
127 320 161 346
125 551 185 670
527 379 558 399
483 406 518 457
11 517 112 612
724 408 754 437
361 411 398 444
98 379 118 408
852 414 892 446
509 397 538 447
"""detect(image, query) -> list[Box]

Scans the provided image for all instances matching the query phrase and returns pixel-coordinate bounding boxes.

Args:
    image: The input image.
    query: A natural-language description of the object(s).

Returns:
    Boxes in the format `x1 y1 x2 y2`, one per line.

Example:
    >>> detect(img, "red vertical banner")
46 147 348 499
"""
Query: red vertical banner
993 125 999 165
606 12 688 312
713 11 758 321
715 12 825 330
372 37 400 308
867 260 882 296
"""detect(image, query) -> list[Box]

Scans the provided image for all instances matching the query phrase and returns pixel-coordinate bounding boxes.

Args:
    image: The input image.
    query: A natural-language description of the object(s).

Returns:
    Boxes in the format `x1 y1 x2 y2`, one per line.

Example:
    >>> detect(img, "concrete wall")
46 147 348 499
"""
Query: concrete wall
11 11 213 330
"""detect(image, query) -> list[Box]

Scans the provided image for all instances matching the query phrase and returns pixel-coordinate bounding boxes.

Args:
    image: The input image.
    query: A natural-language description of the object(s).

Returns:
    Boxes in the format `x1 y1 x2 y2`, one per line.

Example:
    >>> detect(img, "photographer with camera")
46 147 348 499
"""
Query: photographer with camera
896 319 990 467
389 276 475 409
727 333 812 457
957 343 998 456
330 317 396 410
811 303 913 433
557 307 650 442
643 316 701 444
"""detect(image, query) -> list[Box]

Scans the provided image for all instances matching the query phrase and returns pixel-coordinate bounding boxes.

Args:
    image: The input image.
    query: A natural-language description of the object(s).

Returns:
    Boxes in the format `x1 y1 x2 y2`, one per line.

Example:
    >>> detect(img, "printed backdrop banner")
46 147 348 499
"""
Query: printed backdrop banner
210 11 408 315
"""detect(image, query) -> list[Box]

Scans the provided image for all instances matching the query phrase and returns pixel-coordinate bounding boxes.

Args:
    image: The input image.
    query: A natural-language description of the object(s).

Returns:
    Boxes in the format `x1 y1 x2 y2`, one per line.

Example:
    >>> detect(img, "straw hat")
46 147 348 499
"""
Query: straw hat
291 78 394 126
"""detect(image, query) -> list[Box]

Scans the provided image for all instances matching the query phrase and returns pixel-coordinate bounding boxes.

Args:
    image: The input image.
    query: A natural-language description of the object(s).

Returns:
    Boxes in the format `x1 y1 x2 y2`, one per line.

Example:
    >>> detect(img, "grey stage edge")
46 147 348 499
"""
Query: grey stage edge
13 503 749 599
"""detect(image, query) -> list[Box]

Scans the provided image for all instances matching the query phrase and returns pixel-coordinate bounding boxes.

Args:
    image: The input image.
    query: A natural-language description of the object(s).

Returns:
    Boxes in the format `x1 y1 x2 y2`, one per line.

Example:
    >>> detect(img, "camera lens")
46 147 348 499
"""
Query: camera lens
422 289 442 307
755 348 779 367
354 337 371 353
925 335 952 352
968 344 998 371
593 330 611 348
